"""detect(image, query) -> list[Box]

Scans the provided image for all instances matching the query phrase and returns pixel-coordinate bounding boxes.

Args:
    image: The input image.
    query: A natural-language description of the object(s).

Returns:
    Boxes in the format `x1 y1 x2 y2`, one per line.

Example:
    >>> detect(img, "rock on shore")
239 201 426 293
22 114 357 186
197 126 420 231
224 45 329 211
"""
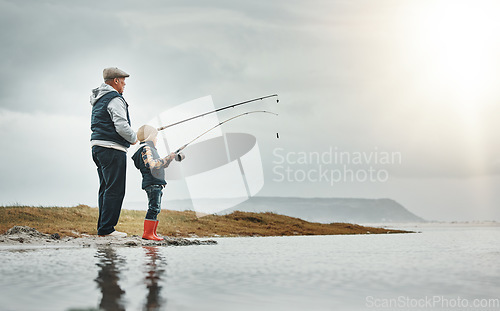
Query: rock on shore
0 226 217 248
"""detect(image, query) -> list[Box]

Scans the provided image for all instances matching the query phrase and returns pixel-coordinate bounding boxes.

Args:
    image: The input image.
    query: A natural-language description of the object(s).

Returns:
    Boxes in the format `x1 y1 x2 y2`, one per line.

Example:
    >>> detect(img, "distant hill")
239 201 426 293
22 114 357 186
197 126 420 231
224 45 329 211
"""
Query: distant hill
220 197 425 224
131 196 425 224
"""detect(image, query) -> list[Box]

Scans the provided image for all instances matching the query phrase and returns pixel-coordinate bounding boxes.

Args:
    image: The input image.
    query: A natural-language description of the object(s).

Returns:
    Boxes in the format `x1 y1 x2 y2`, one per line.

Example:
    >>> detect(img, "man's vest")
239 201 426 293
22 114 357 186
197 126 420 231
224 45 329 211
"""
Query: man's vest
90 91 131 148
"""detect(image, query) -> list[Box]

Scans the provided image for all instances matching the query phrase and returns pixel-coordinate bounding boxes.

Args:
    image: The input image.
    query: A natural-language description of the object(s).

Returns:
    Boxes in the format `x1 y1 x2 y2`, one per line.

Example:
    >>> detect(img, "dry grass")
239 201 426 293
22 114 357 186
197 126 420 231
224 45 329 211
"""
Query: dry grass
0 205 412 237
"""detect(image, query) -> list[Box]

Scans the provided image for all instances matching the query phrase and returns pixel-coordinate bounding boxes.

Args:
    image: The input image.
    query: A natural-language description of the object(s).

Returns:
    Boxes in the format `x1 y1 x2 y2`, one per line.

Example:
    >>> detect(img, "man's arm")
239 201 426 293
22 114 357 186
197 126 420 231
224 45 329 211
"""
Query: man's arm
107 97 137 144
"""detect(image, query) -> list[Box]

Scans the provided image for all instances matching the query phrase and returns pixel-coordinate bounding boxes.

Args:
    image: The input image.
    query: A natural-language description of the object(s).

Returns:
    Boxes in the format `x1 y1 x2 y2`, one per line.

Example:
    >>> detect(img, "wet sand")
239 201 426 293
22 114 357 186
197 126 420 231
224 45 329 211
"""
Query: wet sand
0 226 217 248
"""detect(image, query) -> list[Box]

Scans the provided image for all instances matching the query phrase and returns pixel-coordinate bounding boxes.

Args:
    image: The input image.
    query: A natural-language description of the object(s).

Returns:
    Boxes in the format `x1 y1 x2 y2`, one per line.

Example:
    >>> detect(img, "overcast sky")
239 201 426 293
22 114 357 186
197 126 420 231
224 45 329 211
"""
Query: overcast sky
1 0 500 221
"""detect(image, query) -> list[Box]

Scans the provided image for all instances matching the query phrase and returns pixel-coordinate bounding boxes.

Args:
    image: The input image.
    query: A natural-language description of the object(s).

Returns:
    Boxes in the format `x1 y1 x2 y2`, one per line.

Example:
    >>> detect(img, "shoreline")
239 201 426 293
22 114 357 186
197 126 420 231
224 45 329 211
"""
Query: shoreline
0 226 218 249
1 205 414 247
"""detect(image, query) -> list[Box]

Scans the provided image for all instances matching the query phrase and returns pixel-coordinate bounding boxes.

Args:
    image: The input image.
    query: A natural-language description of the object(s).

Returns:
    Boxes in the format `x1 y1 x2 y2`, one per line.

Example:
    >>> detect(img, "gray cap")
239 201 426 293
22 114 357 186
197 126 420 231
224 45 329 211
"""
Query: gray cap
103 67 130 80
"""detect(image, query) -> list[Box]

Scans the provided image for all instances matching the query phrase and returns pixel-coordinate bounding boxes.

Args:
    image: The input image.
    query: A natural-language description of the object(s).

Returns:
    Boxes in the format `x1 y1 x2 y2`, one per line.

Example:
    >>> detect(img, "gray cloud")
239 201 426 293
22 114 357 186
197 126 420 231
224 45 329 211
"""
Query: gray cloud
1 0 500 220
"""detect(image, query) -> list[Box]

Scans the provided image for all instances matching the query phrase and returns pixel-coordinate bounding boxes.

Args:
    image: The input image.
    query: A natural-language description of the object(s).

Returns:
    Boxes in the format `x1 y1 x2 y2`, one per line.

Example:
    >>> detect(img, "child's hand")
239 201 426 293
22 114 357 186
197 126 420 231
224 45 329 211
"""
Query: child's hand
167 152 176 161
162 152 177 168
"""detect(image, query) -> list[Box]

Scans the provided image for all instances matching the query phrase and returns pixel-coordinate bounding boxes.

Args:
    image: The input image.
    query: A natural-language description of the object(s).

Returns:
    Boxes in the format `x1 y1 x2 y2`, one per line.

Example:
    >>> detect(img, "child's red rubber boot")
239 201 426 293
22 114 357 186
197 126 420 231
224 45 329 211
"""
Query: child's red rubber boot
142 219 163 241
152 220 164 240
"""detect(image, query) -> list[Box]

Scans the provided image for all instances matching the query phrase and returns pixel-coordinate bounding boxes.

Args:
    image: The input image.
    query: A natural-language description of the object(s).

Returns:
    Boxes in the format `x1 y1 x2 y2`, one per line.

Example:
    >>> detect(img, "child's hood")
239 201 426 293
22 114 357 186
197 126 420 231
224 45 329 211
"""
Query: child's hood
131 144 144 169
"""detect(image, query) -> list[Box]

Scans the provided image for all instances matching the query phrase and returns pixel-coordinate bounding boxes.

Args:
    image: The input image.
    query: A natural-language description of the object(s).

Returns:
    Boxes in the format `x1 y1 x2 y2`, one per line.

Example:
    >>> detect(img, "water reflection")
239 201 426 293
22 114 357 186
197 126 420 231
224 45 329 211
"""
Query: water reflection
94 247 167 311
95 248 126 311
143 246 167 310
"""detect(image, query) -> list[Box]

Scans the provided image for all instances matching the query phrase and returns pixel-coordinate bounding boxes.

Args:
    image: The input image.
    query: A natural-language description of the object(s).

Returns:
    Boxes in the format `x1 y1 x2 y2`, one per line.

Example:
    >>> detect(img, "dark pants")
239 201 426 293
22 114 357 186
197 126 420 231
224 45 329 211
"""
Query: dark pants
145 185 163 220
92 146 127 235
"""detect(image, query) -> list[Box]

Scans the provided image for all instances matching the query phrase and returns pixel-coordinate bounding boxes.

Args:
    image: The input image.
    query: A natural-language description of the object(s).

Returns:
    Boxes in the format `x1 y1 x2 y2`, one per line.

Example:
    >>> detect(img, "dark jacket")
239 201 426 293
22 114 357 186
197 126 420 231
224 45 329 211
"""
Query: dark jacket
132 141 168 189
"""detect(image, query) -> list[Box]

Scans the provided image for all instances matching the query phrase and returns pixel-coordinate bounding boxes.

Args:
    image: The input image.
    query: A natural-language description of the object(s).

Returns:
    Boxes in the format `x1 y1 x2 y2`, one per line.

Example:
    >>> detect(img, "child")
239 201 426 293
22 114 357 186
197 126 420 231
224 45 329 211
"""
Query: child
132 125 177 240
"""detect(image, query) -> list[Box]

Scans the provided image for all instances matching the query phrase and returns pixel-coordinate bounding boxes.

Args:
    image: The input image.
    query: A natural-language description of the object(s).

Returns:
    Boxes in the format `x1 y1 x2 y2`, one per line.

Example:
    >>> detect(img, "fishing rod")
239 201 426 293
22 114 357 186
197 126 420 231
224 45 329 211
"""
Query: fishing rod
157 94 278 131
173 110 277 160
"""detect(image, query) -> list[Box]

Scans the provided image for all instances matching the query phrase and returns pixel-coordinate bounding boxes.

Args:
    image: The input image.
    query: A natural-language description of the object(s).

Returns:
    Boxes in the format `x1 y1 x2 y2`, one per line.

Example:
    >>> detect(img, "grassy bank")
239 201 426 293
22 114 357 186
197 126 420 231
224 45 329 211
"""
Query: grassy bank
0 205 412 237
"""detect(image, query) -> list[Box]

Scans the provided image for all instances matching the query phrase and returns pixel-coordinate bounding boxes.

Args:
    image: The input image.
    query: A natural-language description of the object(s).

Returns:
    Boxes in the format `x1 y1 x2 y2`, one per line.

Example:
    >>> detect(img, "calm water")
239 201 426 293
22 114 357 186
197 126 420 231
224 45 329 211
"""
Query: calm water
0 225 499 311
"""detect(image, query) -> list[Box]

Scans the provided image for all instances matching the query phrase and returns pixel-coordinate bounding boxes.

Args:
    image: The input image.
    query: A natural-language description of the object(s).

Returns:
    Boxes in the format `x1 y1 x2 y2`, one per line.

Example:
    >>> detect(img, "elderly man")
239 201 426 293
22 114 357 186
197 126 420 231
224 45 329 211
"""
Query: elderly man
90 67 137 237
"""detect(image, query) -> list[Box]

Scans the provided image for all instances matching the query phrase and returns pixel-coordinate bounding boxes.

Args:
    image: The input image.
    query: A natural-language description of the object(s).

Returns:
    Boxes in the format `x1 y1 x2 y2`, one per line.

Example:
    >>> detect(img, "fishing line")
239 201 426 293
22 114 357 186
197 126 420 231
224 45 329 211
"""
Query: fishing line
173 110 278 156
